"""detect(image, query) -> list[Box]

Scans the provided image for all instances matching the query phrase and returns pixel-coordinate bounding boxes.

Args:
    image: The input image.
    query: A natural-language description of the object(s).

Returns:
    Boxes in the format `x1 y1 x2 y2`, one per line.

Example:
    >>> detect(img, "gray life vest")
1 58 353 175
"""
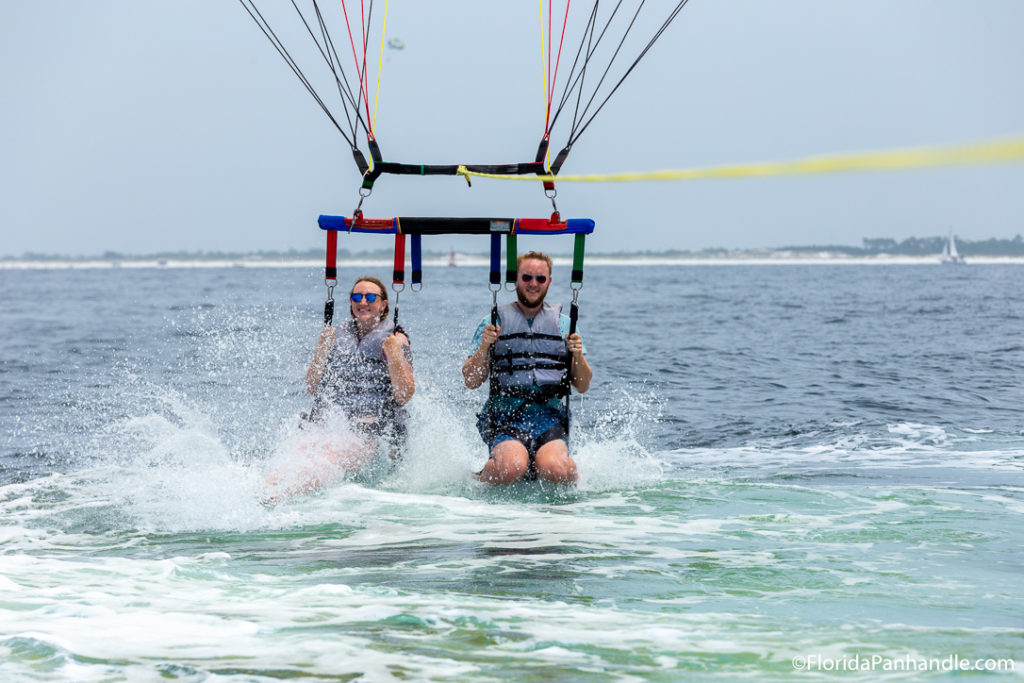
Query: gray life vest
490 301 569 402
317 318 404 423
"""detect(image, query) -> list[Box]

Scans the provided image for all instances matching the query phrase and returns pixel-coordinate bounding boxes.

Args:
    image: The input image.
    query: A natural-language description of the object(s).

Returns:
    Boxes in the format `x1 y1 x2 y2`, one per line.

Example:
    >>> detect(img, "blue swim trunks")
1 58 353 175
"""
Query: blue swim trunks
477 401 568 455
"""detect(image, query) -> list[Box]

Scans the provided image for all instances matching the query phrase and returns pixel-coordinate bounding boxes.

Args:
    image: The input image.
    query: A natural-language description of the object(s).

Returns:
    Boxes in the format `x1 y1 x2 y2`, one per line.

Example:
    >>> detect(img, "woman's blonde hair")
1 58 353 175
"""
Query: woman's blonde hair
350 276 389 321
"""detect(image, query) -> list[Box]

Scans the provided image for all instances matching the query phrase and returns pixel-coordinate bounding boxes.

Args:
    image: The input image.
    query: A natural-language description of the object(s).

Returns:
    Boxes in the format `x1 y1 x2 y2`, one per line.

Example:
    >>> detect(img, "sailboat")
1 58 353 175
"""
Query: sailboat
941 233 966 265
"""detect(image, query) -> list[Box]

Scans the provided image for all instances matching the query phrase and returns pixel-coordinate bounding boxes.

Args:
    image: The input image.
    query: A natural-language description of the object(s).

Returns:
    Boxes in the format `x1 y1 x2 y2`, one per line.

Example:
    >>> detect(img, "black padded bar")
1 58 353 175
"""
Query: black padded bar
373 161 546 176
397 217 516 235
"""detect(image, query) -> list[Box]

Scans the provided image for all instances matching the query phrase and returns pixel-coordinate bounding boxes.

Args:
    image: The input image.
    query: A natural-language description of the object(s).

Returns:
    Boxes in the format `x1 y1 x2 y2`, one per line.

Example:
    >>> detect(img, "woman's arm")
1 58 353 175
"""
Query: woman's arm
305 326 336 395
382 332 415 405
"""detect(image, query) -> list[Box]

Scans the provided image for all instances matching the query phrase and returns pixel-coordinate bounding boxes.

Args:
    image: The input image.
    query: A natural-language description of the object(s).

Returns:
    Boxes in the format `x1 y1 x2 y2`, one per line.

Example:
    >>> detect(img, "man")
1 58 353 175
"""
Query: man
462 251 592 484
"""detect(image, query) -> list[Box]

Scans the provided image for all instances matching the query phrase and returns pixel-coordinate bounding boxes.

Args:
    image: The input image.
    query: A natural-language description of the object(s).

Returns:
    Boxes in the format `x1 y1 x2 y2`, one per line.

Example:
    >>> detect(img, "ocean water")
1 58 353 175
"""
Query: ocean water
1 262 1022 680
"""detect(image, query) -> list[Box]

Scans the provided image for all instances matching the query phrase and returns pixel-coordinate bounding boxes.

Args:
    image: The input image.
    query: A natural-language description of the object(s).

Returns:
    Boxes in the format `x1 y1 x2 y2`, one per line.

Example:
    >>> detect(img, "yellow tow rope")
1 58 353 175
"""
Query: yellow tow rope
371 0 389 136
456 135 1024 184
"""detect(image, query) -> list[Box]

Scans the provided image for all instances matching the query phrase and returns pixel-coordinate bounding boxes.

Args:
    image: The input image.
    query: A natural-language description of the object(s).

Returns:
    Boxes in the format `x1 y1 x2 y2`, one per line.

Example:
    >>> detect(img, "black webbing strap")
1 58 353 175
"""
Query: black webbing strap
535 134 556 193
565 234 585 430
361 160 547 190
564 300 579 428
352 147 369 175
551 146 572 175
497 332 564 342
535 135 550 164
485 250 503 444
492 351 569 364
368 136 383 164
324 298 335 326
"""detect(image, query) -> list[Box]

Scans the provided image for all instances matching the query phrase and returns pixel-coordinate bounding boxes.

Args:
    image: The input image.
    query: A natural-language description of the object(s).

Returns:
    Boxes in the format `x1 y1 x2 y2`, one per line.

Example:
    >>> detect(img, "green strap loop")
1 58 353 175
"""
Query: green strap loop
505 234 518 285
571 233 585 283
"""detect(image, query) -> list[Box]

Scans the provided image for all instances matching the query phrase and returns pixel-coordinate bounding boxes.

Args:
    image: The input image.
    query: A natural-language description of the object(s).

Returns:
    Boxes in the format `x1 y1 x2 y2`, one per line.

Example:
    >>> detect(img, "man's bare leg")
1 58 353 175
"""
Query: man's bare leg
533 439 578 484
477 440 530 484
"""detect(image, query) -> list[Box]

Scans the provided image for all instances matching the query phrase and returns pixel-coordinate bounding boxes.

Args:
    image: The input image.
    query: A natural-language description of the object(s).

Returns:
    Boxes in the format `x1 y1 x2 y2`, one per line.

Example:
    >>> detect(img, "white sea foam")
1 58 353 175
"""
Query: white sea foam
5 248 1024 681
661 420 1024 478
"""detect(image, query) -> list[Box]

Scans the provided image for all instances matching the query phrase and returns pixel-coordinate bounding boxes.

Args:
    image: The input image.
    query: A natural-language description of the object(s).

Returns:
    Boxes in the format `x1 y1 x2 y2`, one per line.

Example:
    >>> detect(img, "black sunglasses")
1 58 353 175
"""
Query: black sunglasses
351 292 381 303
520 274 548 284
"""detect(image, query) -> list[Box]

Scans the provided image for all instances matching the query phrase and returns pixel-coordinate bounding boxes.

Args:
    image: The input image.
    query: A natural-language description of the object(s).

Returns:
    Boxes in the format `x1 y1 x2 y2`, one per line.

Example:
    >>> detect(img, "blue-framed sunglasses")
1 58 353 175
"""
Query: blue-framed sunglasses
351 292 381 303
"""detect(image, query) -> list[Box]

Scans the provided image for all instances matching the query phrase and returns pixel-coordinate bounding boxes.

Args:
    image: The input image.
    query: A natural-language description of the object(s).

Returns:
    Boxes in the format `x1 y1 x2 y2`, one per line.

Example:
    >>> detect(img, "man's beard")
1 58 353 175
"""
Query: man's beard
517 287 546 309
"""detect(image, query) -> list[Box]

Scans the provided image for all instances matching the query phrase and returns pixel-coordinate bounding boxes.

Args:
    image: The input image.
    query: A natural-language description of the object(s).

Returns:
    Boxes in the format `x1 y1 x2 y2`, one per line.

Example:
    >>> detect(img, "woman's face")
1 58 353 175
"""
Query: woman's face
350 280 386 324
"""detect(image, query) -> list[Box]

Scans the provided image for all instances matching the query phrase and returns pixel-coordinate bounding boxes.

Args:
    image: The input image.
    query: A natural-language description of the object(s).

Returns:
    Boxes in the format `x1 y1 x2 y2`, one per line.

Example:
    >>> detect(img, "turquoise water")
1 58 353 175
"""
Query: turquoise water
1 264 1022 680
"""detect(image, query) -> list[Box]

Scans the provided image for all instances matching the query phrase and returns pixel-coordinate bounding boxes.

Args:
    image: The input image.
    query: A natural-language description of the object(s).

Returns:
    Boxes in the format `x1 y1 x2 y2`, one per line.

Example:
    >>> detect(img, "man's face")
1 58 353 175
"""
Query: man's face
516 258 552 309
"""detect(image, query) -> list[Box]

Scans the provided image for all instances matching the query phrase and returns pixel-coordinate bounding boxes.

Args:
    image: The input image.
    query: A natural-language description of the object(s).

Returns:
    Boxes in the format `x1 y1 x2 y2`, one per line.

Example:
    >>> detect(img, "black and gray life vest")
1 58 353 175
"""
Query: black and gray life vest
317 318 403 423
490 301 569 403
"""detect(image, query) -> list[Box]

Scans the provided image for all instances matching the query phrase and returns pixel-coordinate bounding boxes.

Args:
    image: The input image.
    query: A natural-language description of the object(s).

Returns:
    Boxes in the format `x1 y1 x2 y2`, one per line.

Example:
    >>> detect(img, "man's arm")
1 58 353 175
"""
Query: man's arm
565 332 592 393
463 322 500 389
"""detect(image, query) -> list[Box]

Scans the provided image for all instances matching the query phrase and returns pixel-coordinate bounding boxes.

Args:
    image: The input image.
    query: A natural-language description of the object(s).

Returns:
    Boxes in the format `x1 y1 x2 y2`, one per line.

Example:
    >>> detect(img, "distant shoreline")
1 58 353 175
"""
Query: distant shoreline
3 253 1024 269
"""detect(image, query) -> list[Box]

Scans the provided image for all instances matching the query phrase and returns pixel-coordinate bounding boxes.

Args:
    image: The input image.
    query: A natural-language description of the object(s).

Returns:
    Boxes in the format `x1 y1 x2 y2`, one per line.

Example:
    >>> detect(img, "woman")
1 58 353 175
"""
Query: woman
263 277 414 501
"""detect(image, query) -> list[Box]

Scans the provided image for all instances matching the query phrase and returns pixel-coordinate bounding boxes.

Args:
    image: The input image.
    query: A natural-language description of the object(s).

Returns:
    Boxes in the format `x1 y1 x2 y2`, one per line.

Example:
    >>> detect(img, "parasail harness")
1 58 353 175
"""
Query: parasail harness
237 2 683 444
317 214 591 437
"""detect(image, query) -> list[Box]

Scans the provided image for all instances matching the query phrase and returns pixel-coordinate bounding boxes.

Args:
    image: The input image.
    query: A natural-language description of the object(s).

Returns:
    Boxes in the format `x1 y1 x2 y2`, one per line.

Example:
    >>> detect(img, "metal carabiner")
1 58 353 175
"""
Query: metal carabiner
545 186 559 215
351 187 372 230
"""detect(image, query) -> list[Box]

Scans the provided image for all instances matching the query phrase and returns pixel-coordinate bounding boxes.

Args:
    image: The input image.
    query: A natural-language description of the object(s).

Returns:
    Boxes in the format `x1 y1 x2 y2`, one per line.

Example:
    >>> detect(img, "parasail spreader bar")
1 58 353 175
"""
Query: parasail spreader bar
318 215 595 236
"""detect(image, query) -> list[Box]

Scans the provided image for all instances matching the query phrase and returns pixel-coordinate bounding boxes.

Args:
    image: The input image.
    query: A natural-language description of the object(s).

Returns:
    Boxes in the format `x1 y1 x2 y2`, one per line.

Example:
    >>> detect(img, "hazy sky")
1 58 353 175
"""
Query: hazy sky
2 1 1023 257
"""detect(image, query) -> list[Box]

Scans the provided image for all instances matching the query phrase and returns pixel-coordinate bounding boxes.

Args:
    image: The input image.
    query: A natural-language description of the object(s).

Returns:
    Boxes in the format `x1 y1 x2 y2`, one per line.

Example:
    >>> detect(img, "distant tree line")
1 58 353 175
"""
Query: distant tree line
862 235 1024 255
783 235 1024 256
